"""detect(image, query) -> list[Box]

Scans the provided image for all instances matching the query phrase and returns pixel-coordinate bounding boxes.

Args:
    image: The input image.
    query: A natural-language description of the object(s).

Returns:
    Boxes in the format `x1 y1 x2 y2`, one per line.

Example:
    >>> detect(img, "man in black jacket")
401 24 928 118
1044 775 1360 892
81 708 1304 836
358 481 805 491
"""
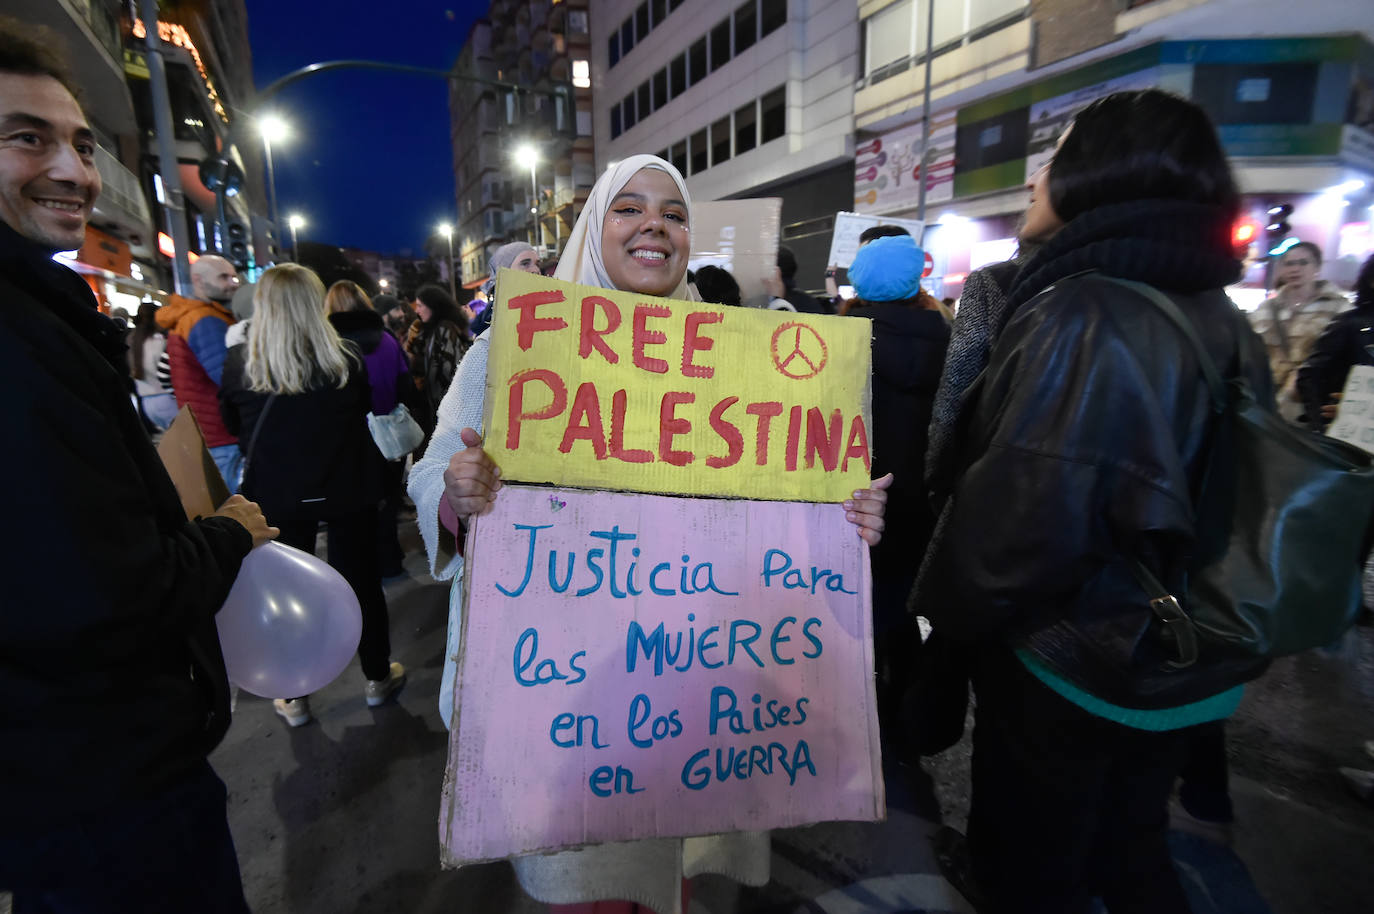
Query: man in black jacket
0 20 276 912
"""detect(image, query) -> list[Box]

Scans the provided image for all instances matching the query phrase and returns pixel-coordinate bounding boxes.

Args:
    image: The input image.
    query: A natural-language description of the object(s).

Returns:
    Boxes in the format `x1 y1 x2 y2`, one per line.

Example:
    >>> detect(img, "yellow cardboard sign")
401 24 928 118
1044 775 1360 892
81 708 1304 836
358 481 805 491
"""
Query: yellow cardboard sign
483 269 872 502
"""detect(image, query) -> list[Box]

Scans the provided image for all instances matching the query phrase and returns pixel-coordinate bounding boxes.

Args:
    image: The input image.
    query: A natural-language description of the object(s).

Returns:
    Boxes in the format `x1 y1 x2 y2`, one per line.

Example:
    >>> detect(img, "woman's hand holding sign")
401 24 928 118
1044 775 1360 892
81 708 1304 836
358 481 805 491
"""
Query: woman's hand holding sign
444 427 503 520
844 473 892 546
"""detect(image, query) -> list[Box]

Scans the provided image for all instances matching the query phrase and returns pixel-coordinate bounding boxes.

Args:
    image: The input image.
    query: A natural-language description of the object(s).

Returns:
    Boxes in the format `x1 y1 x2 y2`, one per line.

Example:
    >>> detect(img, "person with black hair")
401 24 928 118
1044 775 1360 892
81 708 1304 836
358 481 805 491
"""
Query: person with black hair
1297 252 1374 431
691 263 742 306
404 283 469 432
0 18 276 911
129 300 178 430
776 244 828 313
916 89 1274 911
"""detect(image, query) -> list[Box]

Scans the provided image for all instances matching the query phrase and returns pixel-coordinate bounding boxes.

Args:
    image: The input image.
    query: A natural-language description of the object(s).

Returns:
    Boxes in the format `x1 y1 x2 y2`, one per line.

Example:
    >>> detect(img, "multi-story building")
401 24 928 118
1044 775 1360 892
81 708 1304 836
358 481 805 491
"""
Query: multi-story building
592 0 855 294
448 0 595 290
853 0 1374 302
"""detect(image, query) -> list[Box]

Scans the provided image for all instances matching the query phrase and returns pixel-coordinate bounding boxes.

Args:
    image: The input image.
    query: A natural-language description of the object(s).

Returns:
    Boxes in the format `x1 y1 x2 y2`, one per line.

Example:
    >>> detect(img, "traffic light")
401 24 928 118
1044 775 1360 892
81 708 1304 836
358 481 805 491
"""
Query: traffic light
1232 219 1258 258
1265 203 1293 255
225 219 250 270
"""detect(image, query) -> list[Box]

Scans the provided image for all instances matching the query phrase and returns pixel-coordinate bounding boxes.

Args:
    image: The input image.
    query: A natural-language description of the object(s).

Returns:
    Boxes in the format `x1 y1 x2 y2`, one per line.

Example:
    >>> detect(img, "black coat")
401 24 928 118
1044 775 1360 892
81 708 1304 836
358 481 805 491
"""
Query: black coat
219 346 384 522
1296 305 1374 431
0 221 251 829
919 201 1274 708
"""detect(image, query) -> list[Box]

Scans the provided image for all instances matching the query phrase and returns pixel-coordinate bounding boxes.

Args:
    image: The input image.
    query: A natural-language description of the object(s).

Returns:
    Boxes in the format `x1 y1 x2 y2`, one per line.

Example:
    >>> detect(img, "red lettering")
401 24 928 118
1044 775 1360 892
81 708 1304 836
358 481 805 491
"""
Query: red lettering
506 369 567 449
658 392 695 466
842 415 872 473
558 382 608 459
706 396 743 468
509 290 568 350
745 402 783 466
805 408 843 471
632 304 671 374
785 405 803 472
681 311 722 379
609 389 653 463
579 295 621 364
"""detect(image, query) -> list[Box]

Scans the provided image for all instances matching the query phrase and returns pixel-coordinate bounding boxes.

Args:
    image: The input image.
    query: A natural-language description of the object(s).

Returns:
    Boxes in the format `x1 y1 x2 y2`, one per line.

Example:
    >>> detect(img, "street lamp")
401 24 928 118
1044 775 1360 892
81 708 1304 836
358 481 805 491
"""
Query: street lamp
514 144 539 247
379 278 390 291
259 113 289 259
287 213 305 262
437 222 456 302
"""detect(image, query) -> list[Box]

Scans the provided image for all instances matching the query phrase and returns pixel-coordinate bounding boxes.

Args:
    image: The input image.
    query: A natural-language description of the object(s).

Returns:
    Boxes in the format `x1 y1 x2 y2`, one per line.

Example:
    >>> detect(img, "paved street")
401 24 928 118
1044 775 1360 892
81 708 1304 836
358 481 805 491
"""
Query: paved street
209 516 1374 914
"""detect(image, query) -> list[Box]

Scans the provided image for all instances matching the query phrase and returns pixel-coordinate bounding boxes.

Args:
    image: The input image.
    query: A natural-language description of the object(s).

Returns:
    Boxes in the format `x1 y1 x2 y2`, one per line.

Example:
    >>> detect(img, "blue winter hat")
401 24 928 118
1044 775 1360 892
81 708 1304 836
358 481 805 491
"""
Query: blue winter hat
848 234 926 302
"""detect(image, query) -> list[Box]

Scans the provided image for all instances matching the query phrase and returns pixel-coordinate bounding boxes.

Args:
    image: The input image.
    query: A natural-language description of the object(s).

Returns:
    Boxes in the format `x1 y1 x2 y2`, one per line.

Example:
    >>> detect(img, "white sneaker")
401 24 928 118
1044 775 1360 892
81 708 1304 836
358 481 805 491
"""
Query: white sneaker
365 662 406 708
273 697 311 728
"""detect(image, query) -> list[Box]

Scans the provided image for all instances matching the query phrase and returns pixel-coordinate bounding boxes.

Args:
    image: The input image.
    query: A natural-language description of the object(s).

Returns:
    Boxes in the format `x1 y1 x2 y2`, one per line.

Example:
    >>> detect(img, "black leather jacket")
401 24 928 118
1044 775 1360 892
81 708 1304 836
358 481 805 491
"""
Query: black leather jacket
922 272 1273 706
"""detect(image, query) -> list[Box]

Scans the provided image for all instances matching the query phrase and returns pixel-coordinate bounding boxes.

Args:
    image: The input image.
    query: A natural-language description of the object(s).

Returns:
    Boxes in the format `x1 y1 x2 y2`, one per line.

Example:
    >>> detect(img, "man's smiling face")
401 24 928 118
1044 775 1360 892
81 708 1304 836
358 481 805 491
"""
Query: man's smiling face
0 72 101 253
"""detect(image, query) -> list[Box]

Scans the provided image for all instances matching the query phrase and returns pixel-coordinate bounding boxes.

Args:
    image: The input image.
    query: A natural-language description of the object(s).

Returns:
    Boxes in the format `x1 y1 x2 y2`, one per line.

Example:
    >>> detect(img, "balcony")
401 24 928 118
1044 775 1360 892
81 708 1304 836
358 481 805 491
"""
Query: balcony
90 145 153 245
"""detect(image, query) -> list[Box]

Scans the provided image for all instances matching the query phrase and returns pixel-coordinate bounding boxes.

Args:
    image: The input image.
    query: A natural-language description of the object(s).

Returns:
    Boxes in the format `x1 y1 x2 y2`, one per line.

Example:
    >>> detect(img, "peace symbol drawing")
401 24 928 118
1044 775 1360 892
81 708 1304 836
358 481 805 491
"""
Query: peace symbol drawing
770 322 829 380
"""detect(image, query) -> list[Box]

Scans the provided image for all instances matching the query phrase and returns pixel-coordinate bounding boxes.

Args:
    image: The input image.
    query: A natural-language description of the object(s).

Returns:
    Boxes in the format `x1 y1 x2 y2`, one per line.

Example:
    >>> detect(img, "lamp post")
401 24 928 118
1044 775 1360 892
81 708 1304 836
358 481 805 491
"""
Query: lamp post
287 213 305 262
437 222 456 302
514 144 539 248
259 114 289 260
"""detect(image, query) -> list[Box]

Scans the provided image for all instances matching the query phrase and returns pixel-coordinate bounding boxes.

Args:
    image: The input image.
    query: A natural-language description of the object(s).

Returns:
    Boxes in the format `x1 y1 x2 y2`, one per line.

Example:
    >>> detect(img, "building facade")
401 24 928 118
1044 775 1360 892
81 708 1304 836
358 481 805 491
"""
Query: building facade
853 0 1374 302
448 0 594 289
592 0 858 294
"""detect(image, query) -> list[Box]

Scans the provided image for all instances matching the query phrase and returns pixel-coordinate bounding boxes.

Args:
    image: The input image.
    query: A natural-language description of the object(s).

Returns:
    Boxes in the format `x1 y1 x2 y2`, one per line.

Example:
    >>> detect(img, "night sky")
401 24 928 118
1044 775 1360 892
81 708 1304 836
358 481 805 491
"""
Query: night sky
244 1 484 255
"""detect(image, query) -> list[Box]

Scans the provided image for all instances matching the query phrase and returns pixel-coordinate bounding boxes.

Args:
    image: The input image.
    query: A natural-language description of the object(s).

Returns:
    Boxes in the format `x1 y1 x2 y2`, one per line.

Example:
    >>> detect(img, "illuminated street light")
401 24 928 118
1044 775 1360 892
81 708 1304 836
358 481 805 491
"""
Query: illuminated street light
258 113 291 256
287 213 305 262
438 222 456 302
379 278 390 290
514 145 539 246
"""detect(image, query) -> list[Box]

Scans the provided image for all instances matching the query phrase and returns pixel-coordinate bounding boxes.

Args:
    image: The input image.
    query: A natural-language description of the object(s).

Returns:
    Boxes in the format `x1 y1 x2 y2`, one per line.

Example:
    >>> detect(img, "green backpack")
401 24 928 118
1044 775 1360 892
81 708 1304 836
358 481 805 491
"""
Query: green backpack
1108 277 1374 674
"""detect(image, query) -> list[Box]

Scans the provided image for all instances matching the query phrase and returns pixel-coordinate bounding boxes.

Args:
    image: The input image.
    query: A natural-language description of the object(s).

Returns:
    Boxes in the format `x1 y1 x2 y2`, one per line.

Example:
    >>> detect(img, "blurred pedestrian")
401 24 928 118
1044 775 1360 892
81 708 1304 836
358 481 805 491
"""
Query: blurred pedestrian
1297 252 1374 431
692 263 741 306
1248 241 1351 424
776 244 828 313
129 300 178 430
0 22 276 911
403 283 469 433
375 292 414 345
917 89 1274 912
157 253 244 491
470 241 540 337
219 265 402 728
326 279 416 577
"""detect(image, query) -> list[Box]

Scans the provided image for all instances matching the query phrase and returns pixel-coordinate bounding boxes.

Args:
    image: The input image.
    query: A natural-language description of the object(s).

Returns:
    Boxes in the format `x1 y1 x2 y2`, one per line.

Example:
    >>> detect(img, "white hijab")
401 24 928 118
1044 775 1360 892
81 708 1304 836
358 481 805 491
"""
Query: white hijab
553 154 696 300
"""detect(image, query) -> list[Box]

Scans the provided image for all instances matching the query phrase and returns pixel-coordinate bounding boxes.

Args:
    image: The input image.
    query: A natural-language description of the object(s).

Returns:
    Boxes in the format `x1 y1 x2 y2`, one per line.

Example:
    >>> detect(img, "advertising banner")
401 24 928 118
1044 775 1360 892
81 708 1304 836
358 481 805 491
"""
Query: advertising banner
439 484 881 864
853 109 956 214
482 269 873 503
1024 68 1161 180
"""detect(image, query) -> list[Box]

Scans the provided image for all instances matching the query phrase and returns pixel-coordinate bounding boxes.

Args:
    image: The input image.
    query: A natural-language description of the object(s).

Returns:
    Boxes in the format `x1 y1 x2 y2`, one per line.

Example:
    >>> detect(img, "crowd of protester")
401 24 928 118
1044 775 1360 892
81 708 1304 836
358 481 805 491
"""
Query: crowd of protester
7 13 1374 911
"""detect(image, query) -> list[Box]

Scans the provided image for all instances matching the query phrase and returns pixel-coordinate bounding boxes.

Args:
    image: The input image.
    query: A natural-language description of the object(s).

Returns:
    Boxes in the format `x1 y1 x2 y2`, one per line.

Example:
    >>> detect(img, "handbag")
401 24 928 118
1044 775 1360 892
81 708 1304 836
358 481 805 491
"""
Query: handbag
1105 277 1374 672
368 402 425 461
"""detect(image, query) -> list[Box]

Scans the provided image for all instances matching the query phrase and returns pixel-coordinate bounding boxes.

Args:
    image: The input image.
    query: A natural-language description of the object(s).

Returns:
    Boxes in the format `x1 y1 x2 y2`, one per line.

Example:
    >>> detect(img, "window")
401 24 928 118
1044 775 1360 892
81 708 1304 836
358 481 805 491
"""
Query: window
637 81 651 119
711 116 731 165
621 19 634 55
760 86 785 143
670 54 686 97
689 37 707 85
611 106 622 139
653 69 668 110
572 59 591 89
735 100 757 155
670 140 687 176
760 0 787 37
710 19 731 72
690 128 708 175
635 3 649 41
623 93 637 130
734 2 757 55
862 1 1028 79
608 33 620 68
652 0 667 27
865 0 912 76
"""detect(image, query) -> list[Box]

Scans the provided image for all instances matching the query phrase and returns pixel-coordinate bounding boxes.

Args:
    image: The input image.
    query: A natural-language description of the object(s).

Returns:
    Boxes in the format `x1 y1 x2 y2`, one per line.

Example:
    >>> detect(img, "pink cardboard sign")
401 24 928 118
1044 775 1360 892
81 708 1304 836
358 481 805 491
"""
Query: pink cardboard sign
439 484 883 864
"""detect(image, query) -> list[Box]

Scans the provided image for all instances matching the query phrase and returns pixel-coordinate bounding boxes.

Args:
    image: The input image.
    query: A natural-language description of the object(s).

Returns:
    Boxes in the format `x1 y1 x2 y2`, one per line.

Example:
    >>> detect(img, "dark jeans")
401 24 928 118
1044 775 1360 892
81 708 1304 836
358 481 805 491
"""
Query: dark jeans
377 458 407 573
278 507 392 681
968 648 1192 914
1 762 248 914
1178 719 1233 821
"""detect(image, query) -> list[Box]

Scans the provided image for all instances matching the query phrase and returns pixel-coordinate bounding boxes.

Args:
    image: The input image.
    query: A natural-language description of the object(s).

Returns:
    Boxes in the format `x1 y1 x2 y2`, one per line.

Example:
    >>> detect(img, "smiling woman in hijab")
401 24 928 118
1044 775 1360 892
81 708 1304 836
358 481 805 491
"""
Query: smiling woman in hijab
409 155 890 914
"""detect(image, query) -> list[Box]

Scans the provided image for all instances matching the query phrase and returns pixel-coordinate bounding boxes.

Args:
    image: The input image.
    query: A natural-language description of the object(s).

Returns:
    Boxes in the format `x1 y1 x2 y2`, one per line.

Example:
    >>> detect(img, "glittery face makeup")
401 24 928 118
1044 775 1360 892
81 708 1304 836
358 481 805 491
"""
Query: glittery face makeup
600 168 689 297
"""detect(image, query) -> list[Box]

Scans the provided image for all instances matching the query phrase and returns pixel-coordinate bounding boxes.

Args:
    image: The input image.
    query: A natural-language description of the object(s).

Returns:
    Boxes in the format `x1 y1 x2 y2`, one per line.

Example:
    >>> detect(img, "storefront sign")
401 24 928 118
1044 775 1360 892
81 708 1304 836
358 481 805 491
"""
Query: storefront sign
438 484 882 864
482 270 873 503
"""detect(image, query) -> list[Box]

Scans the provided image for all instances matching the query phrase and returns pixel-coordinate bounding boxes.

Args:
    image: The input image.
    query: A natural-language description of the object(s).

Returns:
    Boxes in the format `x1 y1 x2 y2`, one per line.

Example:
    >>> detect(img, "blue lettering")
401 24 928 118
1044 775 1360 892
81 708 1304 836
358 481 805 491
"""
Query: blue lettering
728 619 764 667
575 548 605 597
802 618 823 658
496 524 554 597
648 562 676 595
770 616 796 665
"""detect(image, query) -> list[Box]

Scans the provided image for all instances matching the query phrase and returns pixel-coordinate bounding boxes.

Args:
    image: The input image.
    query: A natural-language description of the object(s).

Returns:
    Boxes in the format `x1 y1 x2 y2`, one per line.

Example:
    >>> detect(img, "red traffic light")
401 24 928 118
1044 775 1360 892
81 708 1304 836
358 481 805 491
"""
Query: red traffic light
1232 221 1258 246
